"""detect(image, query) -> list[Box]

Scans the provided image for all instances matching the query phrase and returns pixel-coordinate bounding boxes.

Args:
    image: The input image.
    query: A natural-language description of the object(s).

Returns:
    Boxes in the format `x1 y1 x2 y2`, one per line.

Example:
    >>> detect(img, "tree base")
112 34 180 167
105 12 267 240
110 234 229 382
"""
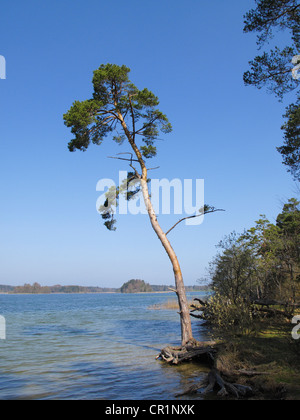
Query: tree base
177 368 253 398
157 342 253 399
156 342 216 366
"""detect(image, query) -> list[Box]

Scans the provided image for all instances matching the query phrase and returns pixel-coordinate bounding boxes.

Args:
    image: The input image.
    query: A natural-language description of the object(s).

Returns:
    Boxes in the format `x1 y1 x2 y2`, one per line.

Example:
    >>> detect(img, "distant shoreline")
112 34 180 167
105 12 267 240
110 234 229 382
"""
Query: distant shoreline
0 290 209 296
0 282 210 295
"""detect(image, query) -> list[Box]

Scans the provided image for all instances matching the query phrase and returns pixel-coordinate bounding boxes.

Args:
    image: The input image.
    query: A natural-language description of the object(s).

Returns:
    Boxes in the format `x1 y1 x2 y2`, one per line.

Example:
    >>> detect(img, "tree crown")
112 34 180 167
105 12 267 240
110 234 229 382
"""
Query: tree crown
63 63 172 158
243 0 300 98
243 0 300 181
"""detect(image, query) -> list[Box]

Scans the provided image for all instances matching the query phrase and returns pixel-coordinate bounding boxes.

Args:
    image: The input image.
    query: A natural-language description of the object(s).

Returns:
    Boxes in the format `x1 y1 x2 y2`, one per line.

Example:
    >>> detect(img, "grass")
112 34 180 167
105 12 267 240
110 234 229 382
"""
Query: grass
150 297 300 399
215 319 300 400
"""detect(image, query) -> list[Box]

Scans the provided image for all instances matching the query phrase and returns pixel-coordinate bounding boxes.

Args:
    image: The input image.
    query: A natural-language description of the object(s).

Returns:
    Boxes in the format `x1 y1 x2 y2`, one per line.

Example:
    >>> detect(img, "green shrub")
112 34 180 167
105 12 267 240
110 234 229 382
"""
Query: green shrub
204 293 257 336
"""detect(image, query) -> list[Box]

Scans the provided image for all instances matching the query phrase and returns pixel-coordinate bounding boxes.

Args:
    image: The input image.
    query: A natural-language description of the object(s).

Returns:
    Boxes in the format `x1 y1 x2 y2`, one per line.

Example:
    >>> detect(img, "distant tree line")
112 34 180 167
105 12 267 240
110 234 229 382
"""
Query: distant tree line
0 281 205 294
120 279 209 293
0 283 117 294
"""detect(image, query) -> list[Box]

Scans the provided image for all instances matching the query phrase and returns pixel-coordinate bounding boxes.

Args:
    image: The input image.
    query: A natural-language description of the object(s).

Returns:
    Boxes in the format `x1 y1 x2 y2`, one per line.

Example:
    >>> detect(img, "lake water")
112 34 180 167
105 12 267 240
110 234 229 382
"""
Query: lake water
0 293 209 400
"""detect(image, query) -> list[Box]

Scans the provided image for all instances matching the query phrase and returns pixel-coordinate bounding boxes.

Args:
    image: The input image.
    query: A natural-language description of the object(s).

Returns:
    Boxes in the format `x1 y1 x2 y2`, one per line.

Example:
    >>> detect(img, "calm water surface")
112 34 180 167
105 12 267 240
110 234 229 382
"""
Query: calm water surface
0 293 209 400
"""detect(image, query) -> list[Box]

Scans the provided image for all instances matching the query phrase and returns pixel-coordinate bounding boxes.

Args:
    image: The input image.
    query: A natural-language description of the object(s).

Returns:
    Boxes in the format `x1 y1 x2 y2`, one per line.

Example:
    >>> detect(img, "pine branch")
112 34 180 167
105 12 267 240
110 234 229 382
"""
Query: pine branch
165 208 225 236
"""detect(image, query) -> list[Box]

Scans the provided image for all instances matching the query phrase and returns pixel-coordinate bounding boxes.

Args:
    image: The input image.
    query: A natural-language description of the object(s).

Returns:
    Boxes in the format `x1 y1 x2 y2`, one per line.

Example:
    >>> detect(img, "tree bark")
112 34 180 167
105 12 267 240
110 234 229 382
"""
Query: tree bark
140 178 194 346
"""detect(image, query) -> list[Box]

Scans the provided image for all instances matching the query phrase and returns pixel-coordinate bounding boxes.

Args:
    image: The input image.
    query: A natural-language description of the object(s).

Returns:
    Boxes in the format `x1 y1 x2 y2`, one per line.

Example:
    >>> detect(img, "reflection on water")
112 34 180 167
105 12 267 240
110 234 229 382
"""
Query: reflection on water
0 293 209 400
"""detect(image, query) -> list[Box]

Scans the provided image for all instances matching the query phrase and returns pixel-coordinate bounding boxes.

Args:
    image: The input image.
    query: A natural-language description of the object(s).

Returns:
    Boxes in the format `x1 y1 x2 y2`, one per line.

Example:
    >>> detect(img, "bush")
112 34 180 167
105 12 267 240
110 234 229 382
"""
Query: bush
204 293 257 336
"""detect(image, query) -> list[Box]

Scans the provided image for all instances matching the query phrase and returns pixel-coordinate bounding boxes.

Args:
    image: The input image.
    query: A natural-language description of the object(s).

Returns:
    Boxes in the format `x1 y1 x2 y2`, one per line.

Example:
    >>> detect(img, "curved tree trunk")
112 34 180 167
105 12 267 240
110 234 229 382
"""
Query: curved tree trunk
140 177 194 346
118 111 194 347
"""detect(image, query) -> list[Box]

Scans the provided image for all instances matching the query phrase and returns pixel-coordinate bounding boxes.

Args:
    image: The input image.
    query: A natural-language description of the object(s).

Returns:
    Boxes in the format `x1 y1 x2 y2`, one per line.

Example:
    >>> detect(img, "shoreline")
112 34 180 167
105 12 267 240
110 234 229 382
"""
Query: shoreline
0 290 210 296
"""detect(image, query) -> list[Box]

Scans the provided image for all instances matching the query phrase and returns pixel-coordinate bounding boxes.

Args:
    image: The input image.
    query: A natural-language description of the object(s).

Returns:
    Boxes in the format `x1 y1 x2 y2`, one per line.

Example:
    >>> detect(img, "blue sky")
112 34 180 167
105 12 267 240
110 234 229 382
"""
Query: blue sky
0 0 297 287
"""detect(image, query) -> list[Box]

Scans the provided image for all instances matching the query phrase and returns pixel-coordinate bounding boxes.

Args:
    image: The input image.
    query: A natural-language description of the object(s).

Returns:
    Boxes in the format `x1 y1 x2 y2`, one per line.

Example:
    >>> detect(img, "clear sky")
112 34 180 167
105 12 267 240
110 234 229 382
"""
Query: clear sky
0 0 297 287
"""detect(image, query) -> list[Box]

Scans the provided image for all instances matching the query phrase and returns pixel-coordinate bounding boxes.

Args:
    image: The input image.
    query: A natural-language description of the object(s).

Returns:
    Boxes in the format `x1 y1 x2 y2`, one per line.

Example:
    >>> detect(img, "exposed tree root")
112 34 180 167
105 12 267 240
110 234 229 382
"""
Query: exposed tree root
177 368 253 398
157 342 254 399
156 342 216 365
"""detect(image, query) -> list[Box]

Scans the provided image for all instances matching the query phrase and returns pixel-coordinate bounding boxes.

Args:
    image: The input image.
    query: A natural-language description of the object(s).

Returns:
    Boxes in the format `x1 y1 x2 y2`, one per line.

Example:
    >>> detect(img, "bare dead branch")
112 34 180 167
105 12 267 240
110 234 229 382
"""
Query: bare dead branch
165 209 225 236
147 166 160 171
107 155 140 163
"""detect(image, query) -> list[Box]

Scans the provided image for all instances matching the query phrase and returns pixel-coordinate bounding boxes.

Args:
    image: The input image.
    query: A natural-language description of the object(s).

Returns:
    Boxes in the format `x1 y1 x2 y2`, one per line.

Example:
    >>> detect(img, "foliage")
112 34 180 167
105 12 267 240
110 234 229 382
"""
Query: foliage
9 283 118 294
203 293 256 335
243 0 300 98
278 98 300 180
209 232 257 304
244 0 300 49
64 64 172 153
98 171 143 231
206 199 300 333
120 279 153 293
243 0 300 180
211 198 300 303
64 64 172 230
13 283 51 294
